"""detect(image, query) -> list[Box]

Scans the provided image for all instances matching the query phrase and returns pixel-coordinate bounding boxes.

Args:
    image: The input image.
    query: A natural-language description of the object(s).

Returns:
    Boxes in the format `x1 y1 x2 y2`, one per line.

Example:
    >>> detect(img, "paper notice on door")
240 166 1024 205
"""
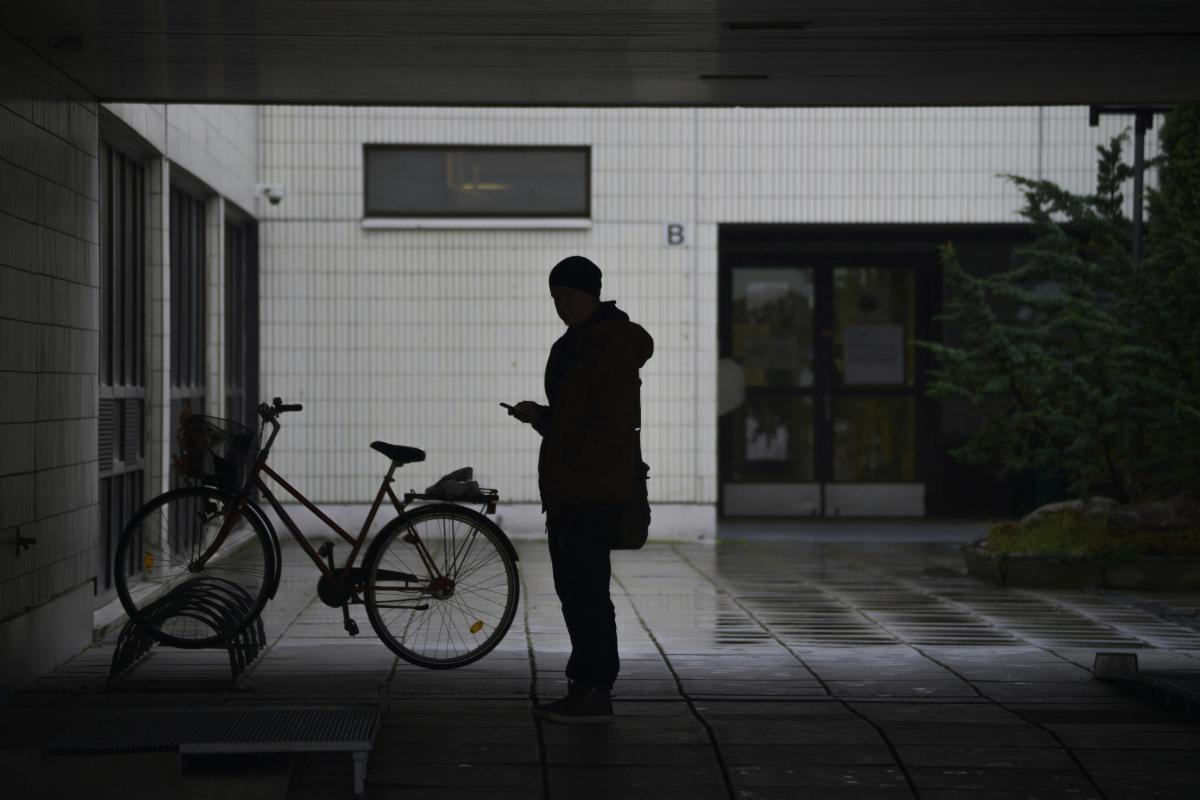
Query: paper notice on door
745 414 789 461
843 324 904 385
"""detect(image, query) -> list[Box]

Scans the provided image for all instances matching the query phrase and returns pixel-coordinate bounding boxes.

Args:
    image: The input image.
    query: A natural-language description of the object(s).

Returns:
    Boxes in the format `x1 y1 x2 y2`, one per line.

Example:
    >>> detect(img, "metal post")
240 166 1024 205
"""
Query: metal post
1089 105 1167 266
1132 111 1151 265
353 750 368 797
1087 105 1169 491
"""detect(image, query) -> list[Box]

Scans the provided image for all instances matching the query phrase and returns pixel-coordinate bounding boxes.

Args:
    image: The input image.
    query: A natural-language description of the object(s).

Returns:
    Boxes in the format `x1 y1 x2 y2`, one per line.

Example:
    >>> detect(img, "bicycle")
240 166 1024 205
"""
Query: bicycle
113 397 521 669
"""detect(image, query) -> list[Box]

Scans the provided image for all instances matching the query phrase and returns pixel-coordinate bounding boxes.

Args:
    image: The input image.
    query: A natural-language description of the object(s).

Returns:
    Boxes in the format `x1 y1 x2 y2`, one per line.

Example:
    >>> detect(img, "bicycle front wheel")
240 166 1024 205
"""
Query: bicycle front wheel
113 486 275 649
364 505 519 669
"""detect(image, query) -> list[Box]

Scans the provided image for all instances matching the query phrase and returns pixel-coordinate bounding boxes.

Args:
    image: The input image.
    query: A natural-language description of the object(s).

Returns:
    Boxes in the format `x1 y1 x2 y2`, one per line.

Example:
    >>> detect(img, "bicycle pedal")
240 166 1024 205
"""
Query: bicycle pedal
342 604 359 636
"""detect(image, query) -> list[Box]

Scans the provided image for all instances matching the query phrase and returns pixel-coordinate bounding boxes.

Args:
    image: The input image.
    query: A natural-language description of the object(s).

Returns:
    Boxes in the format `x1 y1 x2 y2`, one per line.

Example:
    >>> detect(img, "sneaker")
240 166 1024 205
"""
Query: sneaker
533 682 614 724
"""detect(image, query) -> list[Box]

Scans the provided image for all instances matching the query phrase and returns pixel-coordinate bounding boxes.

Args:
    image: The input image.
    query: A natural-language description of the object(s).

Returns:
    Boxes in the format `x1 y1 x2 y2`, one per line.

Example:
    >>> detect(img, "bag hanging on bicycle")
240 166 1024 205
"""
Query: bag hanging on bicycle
611 431 650 550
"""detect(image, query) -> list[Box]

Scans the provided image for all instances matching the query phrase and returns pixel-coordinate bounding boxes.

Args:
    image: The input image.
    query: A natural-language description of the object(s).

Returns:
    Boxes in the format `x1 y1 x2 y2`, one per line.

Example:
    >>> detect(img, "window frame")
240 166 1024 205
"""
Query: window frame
362 144 592 221
224 207 260 434
97 133 148 598
169 184 207 394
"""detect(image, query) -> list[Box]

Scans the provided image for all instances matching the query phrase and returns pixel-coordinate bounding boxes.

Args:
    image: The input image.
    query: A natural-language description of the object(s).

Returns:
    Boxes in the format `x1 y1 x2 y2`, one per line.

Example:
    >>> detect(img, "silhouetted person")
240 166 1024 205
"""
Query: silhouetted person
505 255 654 724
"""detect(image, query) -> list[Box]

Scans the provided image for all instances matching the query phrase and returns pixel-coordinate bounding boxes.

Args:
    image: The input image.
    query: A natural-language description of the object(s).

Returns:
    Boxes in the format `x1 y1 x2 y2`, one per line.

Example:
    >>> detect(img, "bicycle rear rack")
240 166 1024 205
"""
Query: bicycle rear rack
109 576 267 688
403 486 499 515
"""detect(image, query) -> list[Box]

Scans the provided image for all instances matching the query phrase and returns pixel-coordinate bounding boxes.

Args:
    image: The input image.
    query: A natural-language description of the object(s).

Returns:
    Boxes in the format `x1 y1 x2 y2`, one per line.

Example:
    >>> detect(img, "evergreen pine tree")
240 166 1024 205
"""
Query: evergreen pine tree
921 108 1200 504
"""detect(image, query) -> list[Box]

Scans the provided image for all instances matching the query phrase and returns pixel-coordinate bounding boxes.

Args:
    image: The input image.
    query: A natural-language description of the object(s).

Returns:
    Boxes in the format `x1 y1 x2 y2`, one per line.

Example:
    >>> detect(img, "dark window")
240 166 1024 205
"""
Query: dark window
169 186 207 525
225 216 259 432
98 141 146 595
170 186 207 394
364 145 590 217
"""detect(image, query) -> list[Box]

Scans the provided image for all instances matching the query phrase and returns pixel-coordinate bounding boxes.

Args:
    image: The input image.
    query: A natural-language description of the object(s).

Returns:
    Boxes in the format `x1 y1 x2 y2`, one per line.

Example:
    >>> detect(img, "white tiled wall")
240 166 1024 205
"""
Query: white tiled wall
256 105 1152 512
143 157 172 501
104 104 260 214
257 109 706 509
0 31 259 687
101 105 261 501
699 107 1152 223
205 195 227 419
0 29 101 689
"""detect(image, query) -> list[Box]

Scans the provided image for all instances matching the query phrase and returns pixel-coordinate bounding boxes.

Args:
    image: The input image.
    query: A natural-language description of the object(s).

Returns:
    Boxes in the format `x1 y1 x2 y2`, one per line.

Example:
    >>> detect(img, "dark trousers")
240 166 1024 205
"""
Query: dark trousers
547 515 620 691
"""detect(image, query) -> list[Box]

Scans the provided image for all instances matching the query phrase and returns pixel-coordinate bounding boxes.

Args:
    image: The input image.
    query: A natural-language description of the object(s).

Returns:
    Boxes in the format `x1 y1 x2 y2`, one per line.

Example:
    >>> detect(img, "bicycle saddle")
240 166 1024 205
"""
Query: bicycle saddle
370 441 426 465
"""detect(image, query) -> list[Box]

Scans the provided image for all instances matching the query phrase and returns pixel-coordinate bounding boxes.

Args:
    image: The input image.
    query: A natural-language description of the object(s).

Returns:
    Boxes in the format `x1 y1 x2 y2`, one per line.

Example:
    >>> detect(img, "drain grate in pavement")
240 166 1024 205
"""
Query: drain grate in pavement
48 707 378 755
48 706 381 796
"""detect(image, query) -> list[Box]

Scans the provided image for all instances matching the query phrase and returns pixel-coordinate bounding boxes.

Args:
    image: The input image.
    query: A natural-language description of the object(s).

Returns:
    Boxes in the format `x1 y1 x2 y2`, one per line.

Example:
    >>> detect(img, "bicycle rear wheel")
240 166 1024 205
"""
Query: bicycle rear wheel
113 486 275 648
364 504 519 669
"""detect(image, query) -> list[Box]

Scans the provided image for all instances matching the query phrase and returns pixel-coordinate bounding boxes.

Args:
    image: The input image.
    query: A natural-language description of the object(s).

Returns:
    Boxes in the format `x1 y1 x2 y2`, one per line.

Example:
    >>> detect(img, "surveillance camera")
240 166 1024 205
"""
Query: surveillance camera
256 183 286 206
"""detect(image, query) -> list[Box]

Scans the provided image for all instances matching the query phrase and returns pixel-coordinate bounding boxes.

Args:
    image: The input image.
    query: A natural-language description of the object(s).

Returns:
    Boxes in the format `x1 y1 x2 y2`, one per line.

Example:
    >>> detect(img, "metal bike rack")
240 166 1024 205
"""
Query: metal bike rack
109 575 267 686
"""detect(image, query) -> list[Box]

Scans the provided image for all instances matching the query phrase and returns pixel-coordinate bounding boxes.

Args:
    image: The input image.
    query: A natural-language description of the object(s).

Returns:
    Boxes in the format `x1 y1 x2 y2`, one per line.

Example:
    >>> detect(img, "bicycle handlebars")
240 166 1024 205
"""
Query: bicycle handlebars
258 397 304 420
256 398 302 458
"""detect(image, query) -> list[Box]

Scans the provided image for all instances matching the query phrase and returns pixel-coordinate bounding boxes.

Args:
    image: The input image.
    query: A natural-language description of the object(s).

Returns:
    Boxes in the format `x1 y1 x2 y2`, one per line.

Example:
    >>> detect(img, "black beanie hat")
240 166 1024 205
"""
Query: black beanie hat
548 255 602 299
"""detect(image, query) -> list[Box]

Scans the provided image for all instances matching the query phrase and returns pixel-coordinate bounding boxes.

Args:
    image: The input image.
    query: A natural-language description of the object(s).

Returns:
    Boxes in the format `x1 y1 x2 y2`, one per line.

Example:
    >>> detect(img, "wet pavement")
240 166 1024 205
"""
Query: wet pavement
6 531 1200 799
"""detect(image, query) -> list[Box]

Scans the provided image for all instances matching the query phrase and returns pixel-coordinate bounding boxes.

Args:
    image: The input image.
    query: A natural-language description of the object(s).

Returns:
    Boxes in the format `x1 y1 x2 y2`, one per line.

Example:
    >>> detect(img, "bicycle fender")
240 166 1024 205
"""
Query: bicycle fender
422 503 520 565
364 503 520 571
239 499 283 599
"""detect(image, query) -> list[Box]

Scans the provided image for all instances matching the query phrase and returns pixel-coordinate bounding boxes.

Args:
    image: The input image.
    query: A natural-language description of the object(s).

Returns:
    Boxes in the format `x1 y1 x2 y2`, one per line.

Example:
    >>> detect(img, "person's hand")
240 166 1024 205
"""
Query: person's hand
507 401 544 424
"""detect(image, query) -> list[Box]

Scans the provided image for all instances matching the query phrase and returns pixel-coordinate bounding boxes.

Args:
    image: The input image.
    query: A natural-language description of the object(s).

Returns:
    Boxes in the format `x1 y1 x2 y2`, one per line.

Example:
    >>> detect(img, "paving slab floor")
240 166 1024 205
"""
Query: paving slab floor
6 531 1200 800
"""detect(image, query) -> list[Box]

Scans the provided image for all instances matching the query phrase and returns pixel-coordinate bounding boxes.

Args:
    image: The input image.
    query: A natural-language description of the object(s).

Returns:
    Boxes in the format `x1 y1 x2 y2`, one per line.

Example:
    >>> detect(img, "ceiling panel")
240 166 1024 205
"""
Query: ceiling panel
2 0 1198 105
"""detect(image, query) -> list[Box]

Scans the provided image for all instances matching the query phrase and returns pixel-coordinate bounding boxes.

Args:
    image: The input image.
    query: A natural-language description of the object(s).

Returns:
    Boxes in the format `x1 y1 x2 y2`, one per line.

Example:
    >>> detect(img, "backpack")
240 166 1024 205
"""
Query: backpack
611 429 650 550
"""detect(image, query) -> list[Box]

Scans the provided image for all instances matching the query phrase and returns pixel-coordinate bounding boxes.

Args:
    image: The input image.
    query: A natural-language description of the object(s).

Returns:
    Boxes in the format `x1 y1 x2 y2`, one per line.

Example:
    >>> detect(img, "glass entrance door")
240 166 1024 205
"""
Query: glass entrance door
825 266 922 515
720 258 926 517
723 267 820 515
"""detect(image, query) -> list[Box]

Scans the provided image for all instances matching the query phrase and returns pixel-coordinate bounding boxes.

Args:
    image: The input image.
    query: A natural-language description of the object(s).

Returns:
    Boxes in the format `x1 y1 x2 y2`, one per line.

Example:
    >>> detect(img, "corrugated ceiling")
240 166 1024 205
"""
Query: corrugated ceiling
3 1 1198 105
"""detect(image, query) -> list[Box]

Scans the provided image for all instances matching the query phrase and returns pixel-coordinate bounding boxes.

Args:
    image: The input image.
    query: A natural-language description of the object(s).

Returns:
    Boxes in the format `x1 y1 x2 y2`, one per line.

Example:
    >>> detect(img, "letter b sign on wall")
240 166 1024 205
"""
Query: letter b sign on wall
666 223 686 246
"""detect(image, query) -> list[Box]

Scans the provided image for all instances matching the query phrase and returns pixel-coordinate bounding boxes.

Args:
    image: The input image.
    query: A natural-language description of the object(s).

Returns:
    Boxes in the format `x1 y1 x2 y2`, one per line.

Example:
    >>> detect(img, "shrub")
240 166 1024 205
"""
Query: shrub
921 107 1200 503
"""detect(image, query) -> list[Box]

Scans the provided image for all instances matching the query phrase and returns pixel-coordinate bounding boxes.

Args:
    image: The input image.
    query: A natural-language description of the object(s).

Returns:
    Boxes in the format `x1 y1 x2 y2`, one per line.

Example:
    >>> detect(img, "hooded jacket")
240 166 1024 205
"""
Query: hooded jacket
532 301 654 517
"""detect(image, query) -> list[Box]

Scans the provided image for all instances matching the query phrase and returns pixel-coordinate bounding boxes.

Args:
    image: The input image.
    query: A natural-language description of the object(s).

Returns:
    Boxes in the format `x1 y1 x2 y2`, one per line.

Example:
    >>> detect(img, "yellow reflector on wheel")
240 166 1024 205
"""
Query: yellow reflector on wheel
143 552 154 571
470 620 484 635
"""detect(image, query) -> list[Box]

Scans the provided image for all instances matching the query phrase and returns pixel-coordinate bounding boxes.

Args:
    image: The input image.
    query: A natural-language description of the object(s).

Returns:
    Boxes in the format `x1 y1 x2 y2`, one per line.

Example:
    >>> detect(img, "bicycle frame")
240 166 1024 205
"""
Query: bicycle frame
253 460 428 587
196 410 441 590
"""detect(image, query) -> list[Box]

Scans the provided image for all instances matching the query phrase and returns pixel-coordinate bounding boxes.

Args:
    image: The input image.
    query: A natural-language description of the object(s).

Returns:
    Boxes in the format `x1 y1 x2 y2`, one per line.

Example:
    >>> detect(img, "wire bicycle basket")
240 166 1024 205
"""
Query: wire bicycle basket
176 413 260 490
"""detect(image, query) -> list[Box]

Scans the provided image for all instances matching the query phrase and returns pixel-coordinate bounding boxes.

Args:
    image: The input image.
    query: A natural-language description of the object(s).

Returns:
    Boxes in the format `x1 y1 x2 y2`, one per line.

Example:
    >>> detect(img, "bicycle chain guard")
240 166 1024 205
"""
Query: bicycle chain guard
317 572 358 608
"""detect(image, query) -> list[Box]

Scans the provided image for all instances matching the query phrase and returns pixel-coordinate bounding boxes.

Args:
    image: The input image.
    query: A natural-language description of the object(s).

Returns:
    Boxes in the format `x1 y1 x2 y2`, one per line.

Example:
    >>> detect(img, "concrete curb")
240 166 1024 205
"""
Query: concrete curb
963 544 1200 589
